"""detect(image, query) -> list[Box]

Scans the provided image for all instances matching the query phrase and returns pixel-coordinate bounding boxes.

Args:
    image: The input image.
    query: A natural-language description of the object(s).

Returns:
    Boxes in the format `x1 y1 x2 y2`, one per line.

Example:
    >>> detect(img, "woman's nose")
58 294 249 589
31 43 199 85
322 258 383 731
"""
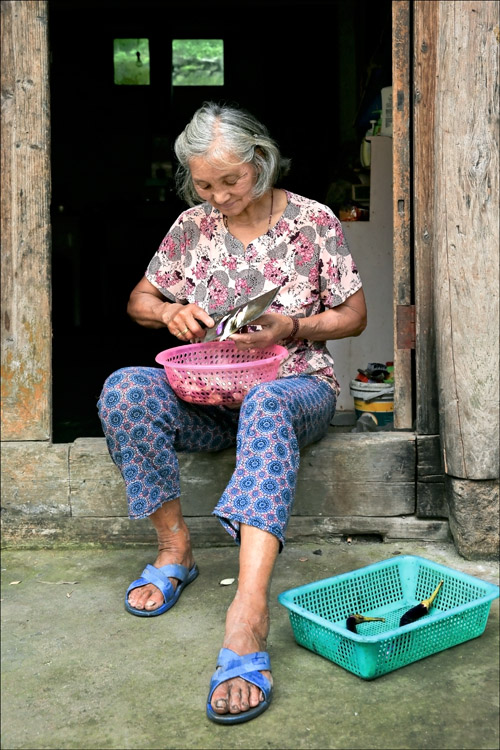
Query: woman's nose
213 189 231 204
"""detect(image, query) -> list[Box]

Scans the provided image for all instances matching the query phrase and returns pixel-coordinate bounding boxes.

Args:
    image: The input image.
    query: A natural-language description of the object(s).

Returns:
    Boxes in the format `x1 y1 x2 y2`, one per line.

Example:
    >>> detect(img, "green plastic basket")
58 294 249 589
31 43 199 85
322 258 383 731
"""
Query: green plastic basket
278 555 499 680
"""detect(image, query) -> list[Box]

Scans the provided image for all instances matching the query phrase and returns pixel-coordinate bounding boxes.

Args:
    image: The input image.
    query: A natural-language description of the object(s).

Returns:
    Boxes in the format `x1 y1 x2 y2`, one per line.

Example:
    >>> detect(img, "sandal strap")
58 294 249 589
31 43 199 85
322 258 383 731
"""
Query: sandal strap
217 647 271 672
130 563 190 600
208 648 272 702
155 563 191 584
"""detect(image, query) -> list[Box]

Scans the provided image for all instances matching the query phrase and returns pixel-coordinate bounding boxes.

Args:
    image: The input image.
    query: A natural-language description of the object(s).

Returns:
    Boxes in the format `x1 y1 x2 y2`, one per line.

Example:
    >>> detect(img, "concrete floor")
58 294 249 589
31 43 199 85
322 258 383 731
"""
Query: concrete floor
1 539 498 750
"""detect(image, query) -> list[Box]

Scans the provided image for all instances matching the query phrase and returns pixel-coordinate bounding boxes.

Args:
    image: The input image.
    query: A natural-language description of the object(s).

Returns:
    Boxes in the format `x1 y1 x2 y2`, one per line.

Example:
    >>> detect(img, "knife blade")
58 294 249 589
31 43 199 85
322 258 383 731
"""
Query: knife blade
204 286 281 342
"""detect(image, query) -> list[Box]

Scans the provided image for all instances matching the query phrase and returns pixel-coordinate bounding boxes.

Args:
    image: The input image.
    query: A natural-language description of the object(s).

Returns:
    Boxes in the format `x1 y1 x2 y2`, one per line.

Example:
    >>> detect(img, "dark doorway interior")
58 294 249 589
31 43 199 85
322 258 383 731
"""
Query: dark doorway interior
49 0 391 442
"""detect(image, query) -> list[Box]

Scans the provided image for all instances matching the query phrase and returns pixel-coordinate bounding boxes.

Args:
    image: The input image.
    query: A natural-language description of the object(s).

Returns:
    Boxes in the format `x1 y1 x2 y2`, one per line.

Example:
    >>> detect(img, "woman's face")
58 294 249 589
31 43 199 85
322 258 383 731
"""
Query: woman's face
189 154 258 216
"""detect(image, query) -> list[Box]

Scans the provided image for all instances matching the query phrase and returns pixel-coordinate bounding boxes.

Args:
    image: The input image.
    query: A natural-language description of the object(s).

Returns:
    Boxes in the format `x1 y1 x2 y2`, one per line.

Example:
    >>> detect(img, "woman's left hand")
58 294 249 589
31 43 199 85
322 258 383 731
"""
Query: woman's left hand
228 287 367 350
229 313 292 350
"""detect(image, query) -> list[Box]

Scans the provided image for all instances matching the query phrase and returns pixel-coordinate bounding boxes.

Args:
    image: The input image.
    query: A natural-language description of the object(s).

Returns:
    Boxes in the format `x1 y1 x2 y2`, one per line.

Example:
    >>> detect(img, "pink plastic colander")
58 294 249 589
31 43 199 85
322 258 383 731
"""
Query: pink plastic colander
155 340 288 406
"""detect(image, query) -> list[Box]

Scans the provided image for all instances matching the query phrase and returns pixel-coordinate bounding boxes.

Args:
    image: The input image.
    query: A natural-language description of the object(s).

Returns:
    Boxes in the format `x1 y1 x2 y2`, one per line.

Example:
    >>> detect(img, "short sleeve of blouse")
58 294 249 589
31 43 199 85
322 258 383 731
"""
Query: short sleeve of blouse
144 214 190 302
319 212 362 308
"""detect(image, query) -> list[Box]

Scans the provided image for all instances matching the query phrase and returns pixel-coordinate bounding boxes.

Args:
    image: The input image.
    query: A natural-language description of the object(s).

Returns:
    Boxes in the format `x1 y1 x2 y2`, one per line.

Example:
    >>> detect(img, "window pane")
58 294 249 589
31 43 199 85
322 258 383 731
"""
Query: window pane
114 39 150 85
172 40 224 86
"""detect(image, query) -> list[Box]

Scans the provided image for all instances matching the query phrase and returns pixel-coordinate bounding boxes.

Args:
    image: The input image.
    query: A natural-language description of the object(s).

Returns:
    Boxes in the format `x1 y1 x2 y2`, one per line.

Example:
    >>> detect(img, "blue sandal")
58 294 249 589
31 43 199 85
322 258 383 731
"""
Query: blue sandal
206 647 273 724
125 562 198 617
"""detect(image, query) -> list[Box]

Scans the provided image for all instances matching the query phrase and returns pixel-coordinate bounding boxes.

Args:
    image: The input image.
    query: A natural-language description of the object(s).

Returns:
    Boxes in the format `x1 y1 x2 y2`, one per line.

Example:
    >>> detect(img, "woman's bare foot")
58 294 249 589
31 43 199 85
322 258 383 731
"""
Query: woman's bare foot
210 591 273 716
127 500 195 612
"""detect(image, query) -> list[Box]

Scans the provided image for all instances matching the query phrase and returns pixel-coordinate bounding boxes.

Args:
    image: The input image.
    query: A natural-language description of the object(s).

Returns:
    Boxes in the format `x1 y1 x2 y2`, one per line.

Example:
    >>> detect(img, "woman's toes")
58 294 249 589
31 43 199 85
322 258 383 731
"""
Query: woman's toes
128 593 142 608
248 684 262 707
212 689 229 714
228 686 244 713
129 584 162 610
234 693 249 713
214 700 228 714
144 593 163 610
211 674 269 715
212 679 261 714
240 681 261 709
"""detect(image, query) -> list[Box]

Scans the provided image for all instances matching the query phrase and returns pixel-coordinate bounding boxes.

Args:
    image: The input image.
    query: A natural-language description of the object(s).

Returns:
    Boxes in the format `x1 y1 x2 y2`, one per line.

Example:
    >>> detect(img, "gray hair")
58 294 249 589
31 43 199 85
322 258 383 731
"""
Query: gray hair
174 101 291 206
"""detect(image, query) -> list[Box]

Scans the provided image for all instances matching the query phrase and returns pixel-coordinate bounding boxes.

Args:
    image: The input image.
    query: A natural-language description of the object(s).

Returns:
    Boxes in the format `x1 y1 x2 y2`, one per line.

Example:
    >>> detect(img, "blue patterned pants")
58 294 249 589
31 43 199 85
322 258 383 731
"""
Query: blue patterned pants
97 367 336 548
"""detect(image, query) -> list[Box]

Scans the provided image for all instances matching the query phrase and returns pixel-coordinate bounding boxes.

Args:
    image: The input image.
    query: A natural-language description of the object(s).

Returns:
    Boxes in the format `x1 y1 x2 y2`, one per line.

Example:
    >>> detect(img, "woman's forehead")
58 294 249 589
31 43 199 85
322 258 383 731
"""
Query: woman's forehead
189 154 247 178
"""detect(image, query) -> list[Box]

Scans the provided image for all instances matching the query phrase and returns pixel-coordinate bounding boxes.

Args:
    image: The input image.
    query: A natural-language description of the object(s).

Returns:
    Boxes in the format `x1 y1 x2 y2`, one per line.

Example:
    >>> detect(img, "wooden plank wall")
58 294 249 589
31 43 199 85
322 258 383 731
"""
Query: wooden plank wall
433 0 499 479
0 0 52 441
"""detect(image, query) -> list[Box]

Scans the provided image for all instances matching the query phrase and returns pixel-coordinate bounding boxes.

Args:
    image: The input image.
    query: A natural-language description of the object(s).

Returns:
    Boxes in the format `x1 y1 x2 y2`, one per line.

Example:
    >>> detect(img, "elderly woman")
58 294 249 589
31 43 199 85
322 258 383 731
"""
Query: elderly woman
98 101 366 724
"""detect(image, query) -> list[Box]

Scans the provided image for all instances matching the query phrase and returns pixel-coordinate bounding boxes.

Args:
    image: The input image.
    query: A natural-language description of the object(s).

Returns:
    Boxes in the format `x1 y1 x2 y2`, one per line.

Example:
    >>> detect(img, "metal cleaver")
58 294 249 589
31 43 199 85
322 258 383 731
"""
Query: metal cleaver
203 286 281 342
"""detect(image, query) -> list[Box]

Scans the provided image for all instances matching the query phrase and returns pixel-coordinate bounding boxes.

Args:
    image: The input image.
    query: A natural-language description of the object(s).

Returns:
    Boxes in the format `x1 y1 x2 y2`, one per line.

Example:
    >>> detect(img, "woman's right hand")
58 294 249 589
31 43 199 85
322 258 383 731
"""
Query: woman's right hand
127 276 214 340
163 301 214 341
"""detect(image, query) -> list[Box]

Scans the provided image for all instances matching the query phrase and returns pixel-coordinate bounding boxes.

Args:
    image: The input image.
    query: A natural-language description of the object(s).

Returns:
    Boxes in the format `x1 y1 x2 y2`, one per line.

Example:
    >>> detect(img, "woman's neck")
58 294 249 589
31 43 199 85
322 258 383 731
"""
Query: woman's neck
225 189 274 232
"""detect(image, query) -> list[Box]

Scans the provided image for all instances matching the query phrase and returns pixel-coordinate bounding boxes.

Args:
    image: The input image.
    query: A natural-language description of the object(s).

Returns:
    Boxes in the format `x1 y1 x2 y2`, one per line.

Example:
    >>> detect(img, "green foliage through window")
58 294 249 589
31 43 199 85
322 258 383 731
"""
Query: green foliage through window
114 39 150 85
172 40 224 86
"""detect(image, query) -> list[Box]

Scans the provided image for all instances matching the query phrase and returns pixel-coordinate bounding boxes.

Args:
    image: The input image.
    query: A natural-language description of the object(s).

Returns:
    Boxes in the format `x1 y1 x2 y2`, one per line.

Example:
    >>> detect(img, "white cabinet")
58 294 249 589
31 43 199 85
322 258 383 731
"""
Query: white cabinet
328 135 393 416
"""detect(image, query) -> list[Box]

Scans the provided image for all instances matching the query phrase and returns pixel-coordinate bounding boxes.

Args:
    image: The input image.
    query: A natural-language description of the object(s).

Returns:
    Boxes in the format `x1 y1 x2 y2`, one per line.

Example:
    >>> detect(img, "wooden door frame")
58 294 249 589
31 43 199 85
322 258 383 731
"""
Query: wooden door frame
412 0 440 436
1 0 425 440
392 0 414 430
1 0 52 441
393 0 440 434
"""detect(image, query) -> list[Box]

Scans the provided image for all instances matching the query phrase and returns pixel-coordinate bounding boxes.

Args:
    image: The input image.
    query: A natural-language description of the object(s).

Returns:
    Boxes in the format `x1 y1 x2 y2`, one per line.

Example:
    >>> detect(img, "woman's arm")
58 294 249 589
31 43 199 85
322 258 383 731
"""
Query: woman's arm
292 287 367 341
127 276 213 337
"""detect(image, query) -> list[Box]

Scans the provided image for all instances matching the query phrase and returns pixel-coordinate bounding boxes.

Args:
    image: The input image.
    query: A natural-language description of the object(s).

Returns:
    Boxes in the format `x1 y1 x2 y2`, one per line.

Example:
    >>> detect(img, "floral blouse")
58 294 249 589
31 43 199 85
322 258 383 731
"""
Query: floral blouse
146 190 362 395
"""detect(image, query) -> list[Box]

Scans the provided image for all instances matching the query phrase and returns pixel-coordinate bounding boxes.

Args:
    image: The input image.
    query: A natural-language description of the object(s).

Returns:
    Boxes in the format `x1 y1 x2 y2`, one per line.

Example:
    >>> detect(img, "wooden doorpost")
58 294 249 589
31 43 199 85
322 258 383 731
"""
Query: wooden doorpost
413 1 440 437
1 0 52 441
432 0 499 557
392 1 413 429
433 0 499 479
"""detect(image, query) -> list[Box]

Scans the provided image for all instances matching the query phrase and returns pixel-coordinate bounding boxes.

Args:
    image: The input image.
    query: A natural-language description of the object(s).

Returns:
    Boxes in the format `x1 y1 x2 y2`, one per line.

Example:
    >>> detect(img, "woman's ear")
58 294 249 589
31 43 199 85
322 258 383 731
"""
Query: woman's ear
254 147 264 172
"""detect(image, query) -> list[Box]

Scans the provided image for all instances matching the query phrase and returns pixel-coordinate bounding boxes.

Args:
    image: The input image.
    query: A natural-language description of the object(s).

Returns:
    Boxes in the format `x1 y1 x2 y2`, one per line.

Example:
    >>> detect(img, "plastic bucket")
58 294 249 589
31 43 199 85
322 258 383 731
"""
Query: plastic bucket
349 380 394 426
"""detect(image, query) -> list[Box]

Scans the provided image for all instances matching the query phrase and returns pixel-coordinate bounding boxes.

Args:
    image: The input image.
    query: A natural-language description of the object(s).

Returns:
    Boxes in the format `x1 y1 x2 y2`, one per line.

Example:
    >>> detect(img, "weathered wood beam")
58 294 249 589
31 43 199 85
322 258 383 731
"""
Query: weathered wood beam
1 0 52 440
68 434 418 519
416 434 447 517
433 0 499 479
1 513 451 550
392 0 413 429
1 441 69 515
413 0 440 435
1 434 451 548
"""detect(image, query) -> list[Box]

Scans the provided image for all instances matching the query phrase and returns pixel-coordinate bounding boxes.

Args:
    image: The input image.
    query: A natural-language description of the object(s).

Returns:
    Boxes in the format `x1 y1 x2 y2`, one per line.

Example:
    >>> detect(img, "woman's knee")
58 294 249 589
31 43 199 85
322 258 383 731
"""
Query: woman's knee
242 380 291 414
98 366 174 425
